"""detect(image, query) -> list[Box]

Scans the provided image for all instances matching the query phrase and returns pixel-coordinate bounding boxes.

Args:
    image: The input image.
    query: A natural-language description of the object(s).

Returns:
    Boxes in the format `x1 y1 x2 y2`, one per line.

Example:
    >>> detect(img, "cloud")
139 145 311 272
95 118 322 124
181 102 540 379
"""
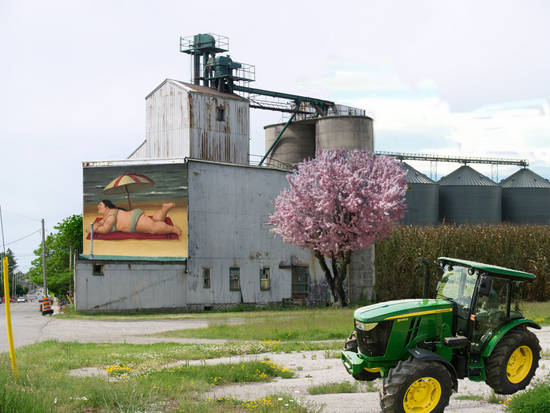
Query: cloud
301 63 550 180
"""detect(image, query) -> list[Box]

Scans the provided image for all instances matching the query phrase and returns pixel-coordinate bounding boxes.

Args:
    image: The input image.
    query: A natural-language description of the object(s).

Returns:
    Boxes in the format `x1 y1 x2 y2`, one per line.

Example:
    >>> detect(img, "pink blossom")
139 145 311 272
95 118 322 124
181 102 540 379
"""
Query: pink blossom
269 149 407 258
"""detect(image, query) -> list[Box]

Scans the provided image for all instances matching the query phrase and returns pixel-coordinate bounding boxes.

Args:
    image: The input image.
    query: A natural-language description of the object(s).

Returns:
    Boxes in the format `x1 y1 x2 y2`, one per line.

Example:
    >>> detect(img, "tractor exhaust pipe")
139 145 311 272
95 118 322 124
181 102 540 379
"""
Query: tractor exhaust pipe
422 259 430 298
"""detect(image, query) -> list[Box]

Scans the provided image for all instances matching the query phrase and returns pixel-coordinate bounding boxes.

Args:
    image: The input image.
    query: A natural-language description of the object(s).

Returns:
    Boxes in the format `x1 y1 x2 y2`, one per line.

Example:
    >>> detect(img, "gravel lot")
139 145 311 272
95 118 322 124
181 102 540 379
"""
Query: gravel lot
3 302 549 412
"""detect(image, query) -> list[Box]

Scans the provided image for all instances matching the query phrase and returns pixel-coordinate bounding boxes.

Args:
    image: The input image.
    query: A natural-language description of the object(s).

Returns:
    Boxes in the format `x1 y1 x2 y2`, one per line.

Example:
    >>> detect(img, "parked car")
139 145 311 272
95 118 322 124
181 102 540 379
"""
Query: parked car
17 297 26 303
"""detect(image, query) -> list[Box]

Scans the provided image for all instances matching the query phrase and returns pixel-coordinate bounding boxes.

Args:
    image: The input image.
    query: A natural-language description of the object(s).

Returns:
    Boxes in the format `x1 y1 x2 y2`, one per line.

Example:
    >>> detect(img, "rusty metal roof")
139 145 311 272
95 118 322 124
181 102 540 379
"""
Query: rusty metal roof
500 168 550 188
438 165 497 186
401 162 435 184
146 79 248 101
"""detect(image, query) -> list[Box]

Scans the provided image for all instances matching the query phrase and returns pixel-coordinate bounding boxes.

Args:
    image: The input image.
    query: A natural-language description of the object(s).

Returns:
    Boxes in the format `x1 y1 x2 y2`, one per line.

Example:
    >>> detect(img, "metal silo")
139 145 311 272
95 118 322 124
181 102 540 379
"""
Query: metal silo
315 116 374 150
438 165 501 224
501 168 550 224
264 120 315 166
401 163 438 225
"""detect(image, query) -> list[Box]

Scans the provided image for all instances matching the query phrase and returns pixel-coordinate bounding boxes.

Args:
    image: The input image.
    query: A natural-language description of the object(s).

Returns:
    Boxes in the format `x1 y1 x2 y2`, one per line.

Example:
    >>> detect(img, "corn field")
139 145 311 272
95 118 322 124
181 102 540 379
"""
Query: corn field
375 224 550 302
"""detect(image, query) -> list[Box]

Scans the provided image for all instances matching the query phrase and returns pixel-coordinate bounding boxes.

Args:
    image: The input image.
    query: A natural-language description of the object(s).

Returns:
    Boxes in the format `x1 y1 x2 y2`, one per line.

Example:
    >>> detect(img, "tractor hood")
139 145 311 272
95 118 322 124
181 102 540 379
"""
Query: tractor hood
354 298 452 323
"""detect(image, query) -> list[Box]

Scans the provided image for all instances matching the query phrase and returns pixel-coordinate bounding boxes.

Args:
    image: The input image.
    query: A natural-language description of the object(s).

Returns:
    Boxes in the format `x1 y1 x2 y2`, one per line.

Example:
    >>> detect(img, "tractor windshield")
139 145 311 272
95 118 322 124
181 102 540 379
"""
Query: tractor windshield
436 264 478 326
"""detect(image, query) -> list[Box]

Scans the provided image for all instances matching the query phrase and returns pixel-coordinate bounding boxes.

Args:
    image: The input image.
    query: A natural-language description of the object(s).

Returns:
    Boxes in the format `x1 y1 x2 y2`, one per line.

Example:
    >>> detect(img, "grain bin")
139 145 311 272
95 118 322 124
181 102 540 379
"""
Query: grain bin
315 116 374 151
501 168 550 224
264 119 315 166
438 165 501 224
401 163 438 225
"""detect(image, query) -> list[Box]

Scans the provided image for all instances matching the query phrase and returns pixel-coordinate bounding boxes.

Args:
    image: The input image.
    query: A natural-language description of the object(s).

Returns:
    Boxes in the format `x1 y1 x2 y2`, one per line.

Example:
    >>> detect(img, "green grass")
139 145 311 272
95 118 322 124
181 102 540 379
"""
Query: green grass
0 340 305 413
307 381 359 395
521 301 550 325
507 380 550 412
154 308 355 341
454 395 484 401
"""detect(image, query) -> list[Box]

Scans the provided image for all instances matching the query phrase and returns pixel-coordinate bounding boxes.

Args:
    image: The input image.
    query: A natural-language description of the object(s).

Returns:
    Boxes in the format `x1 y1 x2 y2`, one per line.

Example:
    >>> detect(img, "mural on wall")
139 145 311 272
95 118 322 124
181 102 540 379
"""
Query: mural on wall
83 163 188 258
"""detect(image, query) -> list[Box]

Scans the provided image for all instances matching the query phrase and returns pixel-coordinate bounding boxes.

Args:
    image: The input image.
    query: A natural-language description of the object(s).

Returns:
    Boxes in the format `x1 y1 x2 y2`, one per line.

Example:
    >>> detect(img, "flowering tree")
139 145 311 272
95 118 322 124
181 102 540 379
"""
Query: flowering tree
269 149 407 306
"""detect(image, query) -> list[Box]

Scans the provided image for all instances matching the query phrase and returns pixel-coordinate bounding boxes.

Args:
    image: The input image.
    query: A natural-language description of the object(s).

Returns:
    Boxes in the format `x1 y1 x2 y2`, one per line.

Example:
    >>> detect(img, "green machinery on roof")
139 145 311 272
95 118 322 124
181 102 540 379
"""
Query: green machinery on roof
180 33 337 165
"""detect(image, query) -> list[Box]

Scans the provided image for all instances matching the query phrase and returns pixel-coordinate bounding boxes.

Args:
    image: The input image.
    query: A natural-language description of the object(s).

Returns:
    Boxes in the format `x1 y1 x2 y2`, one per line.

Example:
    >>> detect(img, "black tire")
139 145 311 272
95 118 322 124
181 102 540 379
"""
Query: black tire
343 331 381 381
485 327 541 395
380 358 452 413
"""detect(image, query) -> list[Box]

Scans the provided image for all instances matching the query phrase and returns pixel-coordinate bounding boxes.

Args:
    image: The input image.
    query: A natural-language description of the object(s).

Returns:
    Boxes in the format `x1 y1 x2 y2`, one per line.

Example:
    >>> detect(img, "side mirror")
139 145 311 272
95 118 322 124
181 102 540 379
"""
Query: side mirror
479 275 493 296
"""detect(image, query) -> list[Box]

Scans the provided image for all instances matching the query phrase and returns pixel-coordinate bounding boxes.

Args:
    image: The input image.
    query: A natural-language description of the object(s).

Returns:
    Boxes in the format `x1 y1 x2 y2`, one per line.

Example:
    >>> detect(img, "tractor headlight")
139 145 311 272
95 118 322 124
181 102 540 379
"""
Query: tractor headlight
356 321 378 331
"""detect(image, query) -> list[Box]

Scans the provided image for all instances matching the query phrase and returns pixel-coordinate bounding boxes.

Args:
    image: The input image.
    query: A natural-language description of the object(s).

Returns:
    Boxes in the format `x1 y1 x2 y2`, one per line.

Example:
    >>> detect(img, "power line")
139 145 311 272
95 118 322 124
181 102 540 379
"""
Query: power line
3 229 41 247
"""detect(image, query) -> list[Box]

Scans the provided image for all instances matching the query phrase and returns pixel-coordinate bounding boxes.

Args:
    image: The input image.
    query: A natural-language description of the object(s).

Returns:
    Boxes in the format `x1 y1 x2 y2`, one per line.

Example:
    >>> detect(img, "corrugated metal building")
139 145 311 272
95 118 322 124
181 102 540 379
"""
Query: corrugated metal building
75 159 329 311
401 162 439 225
501 168 550 224
439 165 501 224
130 79 249 164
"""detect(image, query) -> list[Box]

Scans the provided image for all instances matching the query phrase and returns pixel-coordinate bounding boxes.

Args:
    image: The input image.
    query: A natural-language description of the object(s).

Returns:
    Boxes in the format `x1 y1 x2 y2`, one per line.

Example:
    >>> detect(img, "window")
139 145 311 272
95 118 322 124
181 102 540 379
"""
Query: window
203 268 211 289
216 106 225 121
229 267 240 291
92 264 104 276
260 267 270 290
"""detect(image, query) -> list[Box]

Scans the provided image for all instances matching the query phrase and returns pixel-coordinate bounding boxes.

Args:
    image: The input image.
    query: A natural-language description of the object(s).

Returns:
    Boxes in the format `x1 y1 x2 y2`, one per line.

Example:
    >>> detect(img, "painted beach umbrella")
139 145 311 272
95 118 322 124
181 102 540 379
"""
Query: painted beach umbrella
104 173 155 210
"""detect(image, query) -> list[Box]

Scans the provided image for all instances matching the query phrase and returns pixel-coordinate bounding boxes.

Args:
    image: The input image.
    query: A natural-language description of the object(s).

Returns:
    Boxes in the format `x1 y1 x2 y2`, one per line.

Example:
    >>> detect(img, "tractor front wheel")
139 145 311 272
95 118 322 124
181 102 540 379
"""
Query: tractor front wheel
485 327 541 394
380 358 452 413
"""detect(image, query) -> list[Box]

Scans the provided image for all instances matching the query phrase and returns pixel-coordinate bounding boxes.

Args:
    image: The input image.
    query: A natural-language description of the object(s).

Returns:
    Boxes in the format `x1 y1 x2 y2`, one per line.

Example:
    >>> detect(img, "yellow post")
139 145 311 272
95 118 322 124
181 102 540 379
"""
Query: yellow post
3 256 19 378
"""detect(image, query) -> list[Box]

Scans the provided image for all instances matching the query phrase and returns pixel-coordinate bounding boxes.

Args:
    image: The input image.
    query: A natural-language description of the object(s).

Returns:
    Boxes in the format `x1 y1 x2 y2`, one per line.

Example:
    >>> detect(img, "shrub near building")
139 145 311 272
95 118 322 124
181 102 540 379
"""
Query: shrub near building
375 224 550 302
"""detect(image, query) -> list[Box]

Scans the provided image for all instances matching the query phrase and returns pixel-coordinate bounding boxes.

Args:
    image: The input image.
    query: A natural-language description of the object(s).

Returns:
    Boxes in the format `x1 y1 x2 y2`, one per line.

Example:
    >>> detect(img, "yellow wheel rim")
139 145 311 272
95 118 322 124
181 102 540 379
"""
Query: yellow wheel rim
403 377 441 413
507 345 533 384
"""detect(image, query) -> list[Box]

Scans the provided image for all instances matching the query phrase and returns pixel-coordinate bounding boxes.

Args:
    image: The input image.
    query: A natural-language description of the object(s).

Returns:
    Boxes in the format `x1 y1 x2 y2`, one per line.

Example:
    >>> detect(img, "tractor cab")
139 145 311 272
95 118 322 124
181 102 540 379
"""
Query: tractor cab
436 257 534 350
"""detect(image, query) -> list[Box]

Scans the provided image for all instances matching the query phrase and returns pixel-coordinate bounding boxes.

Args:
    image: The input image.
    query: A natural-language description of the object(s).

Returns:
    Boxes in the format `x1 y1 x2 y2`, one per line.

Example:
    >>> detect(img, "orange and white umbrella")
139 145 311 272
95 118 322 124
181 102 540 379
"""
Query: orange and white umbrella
104 173 155 209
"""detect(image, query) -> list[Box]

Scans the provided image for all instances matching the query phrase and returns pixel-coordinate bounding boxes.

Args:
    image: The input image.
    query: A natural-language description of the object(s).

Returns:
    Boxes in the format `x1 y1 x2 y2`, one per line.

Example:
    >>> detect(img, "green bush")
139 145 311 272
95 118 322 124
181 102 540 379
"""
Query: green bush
506 380 550 412
375 224 550 302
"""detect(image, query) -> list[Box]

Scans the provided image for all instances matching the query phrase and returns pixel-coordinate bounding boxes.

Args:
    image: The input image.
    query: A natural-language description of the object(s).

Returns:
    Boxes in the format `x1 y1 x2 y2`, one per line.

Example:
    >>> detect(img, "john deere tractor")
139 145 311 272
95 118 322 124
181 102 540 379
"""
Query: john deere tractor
342 257 541 413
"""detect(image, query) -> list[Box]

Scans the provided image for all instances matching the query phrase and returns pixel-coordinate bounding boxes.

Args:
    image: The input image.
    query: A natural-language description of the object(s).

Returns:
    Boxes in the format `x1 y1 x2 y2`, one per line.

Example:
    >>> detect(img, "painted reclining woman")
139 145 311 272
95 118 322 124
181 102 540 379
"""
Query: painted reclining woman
87 199 182 237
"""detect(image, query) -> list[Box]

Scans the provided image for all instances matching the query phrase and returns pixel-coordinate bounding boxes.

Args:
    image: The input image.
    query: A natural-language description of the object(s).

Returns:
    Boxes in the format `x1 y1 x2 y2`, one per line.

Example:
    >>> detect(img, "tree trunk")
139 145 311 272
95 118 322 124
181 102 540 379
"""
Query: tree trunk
314 251 350 306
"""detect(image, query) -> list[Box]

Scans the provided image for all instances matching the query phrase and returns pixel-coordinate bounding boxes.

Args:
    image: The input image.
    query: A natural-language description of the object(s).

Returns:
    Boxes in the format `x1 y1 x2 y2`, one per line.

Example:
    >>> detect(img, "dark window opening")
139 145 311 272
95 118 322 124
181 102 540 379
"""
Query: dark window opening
203 268 211 289
229 267 240 291
92 264 104 276
216 106 225 121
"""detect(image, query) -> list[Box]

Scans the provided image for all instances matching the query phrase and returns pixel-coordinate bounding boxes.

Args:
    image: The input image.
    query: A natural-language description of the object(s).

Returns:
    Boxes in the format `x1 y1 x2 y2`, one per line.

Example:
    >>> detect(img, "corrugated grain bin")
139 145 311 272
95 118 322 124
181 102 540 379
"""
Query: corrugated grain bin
264 119 315 165
438 165 501 224
401 163 438 225
501 168 550 224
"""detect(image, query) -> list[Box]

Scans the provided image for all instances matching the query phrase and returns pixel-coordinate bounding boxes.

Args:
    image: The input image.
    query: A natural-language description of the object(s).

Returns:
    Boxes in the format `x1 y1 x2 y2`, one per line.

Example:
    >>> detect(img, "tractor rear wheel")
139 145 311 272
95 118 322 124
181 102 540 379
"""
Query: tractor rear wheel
380 358 452 413
485 327 541 394
343 331 381 381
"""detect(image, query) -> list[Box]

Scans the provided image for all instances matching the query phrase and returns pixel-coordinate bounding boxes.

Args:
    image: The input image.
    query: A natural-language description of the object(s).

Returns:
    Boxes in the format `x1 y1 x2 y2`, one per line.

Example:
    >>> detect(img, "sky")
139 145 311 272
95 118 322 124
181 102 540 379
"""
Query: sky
1 0 550 272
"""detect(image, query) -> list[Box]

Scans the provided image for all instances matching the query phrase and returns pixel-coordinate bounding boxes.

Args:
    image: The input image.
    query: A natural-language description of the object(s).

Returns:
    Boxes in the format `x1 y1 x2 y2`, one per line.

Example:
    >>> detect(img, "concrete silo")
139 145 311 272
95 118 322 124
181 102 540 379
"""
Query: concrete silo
264 119 315 166
401 163 439 225
314 115 375 301
315 116 374 151
501 168 550 224
438 165 501 224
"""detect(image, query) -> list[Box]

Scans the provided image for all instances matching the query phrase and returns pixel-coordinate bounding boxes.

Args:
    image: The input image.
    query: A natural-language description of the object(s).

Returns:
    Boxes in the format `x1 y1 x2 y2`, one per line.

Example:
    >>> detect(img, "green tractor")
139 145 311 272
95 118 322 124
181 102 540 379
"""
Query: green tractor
342 257 542 413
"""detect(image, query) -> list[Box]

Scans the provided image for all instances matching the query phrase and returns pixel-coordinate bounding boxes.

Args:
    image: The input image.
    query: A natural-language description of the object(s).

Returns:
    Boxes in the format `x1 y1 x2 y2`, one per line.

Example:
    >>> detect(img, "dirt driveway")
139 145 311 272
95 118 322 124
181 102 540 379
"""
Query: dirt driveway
3 303 549 412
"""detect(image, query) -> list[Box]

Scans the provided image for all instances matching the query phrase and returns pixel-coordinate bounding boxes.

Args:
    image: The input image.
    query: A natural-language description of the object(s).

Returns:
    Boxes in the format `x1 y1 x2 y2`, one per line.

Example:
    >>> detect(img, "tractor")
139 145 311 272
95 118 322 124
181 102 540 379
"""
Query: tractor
342 257 542 413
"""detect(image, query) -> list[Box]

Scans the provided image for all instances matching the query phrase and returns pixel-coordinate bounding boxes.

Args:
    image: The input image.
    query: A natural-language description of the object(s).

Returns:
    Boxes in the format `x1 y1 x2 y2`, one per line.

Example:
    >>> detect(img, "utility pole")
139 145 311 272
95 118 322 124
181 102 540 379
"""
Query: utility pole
41 218 47 297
